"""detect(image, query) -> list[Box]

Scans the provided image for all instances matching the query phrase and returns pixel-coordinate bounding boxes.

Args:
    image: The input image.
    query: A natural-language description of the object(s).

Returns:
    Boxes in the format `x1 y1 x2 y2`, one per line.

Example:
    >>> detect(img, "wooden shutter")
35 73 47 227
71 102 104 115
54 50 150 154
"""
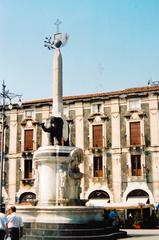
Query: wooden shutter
24 159 32 178
24 130 33 151
130 122 141 145
93 125 103 147
93 156 103 177
131 155 141 176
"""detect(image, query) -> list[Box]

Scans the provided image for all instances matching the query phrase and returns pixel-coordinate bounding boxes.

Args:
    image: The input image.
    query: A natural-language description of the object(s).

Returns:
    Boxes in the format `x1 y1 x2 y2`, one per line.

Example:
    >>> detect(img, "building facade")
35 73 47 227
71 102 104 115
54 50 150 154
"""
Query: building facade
1 85 159 206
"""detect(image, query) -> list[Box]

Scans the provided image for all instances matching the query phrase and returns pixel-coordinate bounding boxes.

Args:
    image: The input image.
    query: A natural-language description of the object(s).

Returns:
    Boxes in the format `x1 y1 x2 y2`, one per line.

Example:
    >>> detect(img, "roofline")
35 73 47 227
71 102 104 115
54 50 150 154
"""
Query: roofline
22 85 159 105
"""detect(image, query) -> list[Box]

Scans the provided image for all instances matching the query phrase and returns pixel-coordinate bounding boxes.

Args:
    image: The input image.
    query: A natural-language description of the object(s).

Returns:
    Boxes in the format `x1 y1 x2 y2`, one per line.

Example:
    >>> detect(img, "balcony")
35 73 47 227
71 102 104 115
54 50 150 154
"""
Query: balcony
128 145 145 153
22 178 34 186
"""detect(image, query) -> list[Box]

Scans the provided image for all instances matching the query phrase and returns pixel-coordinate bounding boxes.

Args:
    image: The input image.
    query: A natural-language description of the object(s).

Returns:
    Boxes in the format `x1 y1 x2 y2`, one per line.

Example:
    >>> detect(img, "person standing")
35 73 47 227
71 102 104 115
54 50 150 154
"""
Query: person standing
108 209 118 227
0 208 8 240
7 206 23 240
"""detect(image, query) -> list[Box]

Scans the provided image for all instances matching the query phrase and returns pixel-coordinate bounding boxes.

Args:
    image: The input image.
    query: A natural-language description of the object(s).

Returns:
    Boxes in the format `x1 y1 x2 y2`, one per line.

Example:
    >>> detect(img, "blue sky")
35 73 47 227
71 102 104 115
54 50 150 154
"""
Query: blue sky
0 0 159 101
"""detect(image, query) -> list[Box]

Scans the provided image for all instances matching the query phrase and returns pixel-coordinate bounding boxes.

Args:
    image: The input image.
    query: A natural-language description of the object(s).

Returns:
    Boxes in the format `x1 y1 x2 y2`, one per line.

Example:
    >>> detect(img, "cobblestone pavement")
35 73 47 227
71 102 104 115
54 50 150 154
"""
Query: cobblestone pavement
123 229 159 239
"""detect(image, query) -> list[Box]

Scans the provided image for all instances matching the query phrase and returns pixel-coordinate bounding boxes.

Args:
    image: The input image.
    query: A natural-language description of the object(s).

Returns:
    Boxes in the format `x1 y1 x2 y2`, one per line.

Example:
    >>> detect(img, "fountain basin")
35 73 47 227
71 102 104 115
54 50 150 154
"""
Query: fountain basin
17 205 104 223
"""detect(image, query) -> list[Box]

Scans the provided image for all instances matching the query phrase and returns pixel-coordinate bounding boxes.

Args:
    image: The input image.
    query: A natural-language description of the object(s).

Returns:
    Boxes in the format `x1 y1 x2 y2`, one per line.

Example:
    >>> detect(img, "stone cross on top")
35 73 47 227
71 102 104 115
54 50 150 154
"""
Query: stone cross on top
54 18 62 33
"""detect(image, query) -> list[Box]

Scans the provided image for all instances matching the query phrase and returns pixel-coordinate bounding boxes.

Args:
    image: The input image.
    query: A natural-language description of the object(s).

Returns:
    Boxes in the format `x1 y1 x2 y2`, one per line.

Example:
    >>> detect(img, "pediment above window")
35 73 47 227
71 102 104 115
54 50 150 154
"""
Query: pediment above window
124 111 147 120
21 119 38 127
88 113 109 123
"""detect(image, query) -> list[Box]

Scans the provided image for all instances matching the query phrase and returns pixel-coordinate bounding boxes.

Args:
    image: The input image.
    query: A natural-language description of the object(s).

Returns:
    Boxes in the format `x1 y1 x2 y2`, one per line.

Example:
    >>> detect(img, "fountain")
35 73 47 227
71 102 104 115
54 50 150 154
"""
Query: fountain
18 19 127 239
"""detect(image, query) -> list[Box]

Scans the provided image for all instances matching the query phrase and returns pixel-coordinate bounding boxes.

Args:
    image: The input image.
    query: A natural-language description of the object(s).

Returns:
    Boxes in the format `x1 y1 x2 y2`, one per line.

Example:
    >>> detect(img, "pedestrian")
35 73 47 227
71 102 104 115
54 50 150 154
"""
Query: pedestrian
108 209 118 227
7 206 23 240
0 208 8 240
127 213 133 228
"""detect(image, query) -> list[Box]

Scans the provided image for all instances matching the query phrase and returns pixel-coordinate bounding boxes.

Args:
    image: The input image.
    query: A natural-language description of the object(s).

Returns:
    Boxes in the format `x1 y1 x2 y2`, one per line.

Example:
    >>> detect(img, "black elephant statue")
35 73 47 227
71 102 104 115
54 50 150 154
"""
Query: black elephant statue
40 116 63 145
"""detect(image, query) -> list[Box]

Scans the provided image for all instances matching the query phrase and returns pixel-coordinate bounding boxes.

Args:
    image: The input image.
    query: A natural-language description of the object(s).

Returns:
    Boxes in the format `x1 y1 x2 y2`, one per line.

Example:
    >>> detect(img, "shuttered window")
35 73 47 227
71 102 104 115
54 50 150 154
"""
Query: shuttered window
93 156 103 177
131 155 141 176
24 159 32 179
24 130 33 151
130 122 141 145
93 125 103 147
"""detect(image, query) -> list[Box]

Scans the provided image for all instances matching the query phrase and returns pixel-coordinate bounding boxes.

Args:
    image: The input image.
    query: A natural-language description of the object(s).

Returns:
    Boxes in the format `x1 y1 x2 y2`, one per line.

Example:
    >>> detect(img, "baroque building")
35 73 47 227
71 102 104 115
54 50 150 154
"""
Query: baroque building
1 85 159 207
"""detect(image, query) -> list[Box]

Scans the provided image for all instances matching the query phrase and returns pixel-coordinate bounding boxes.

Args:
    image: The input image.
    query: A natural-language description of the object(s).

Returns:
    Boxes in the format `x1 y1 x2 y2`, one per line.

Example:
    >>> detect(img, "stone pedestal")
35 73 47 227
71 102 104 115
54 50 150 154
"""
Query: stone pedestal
33 145 83 206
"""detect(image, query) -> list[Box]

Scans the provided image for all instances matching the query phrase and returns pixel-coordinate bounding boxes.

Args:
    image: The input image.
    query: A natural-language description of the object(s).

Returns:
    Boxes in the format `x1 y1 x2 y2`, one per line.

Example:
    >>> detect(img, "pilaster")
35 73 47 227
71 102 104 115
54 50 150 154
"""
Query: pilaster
8 110 18 204
75 102 85 198
8 156 17 204
151 152 159 203
75 103 84 149
111 98 120 148
149 94 159 146
112 153 122 202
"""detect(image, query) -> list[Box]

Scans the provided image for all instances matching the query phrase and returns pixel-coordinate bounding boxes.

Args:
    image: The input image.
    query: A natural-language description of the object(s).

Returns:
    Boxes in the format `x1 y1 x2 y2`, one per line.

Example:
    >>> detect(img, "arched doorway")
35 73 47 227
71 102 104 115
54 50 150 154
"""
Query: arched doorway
126 189 149 204
88 190 110 199
86 190 110 206
126 189 151 225
19 192 36 205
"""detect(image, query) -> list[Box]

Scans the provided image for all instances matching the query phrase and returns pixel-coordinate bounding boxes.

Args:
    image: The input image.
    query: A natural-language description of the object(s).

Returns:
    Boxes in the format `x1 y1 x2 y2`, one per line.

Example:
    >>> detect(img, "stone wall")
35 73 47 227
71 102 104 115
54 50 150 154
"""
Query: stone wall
121 153 128 193
69 110 75 146
83 109 90 149
120 105 127 147
104 107 111 148
36 113 42 148
17 114 23 153
142 103 150 147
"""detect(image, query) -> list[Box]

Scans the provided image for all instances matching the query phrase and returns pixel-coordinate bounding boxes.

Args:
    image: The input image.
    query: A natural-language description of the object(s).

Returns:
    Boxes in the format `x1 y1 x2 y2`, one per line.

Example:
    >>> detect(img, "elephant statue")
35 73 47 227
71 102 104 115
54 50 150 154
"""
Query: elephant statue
40 116 63 145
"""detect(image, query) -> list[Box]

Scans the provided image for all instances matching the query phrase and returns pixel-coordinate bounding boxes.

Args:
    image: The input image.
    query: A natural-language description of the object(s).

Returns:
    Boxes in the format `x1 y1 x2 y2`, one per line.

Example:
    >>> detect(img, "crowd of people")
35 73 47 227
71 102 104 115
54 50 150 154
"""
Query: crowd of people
0 205 23 240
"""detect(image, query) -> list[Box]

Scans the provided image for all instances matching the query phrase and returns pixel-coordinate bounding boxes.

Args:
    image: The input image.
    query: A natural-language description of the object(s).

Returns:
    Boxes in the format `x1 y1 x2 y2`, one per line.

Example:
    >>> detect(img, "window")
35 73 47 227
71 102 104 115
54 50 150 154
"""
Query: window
131 155 141 176
92 104 102 114
19 192 36 204
24 129 33 151
129 99 140 111
24 158 32 179
93 125 103 147
130 122 141 145
93 156 103 177
25 110 33 119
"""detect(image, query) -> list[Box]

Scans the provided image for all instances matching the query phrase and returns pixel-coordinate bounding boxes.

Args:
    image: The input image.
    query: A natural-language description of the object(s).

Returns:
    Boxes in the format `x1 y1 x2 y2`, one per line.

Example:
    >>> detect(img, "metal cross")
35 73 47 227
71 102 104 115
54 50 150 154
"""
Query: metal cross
54 18 62 33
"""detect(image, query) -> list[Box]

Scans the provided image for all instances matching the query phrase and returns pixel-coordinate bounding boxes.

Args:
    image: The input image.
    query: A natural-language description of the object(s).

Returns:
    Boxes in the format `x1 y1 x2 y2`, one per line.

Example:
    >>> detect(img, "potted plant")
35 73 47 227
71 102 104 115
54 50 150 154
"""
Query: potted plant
133 211 142 229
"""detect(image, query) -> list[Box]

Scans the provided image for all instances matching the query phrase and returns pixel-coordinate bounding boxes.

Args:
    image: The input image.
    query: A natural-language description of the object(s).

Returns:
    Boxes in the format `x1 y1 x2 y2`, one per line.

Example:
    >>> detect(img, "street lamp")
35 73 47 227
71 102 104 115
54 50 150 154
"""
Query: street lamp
0 81 22 211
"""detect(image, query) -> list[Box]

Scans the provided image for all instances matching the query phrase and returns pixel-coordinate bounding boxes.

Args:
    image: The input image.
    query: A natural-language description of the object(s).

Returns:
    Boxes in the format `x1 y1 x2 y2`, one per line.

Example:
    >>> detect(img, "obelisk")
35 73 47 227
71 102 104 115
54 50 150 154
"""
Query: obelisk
43 19 69 145
44 19 68 118
53 47 63 117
